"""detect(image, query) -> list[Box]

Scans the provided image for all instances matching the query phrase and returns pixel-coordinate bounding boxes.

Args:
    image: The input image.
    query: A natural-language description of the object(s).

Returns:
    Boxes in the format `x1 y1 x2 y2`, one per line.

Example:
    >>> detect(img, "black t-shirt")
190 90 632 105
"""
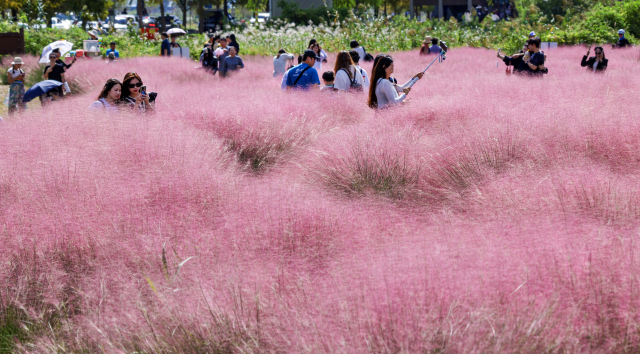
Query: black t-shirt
44 63 65 82
528 52 545 75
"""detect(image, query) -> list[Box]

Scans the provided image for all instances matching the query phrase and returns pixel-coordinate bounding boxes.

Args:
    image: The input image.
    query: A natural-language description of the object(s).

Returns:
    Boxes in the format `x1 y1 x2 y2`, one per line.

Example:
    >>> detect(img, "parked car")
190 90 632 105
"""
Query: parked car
249 12 270 23
51 17 72 29
202 9 235 32
155 15 182 30
102 15 138 32
141 16 157 29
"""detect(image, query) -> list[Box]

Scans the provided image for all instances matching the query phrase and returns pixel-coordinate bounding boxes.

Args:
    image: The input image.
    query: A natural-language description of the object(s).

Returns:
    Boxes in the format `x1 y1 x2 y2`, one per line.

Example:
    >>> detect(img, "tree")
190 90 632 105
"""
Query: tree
176 0 188 29
148 0 166 32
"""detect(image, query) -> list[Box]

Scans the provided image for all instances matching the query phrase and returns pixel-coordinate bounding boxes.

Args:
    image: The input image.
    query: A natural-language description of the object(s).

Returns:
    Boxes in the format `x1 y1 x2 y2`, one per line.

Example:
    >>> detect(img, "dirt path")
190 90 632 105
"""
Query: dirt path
0 84 44 120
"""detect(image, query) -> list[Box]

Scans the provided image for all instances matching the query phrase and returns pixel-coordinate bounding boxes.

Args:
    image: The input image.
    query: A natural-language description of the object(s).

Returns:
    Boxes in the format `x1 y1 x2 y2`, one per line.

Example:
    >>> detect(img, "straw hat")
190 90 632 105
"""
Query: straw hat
423 36 432 45
11 57 24 65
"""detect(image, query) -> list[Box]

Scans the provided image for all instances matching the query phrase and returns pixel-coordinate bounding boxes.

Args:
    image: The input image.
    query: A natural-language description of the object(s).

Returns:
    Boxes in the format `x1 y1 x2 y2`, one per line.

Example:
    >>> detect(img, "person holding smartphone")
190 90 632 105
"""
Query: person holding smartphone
581 45 608 73
119 72 157 112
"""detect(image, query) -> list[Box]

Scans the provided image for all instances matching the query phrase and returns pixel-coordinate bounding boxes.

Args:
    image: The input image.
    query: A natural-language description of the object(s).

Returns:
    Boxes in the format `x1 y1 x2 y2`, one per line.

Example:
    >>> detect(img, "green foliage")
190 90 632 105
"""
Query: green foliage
277 0 351 25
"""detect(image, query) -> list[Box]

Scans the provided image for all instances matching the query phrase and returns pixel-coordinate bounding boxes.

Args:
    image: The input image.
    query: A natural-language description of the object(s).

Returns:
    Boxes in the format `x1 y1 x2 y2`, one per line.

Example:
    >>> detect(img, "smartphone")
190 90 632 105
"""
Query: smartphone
140 85 147 95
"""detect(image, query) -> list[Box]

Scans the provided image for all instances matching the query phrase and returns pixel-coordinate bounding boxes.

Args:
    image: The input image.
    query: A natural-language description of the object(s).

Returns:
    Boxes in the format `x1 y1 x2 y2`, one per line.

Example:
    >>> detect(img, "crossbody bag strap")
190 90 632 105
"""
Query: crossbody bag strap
341 68 355 84
293 66 311 87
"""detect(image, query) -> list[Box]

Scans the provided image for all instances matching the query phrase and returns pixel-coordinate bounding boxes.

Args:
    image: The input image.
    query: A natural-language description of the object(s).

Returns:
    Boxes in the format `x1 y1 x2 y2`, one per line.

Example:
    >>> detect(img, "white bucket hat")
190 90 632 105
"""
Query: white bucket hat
11 57 24 65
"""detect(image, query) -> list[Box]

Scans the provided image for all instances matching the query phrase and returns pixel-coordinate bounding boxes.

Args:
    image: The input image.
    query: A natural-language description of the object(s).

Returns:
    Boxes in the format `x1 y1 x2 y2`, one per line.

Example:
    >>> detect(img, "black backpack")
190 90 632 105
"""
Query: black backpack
341 67 363 93
362 46 374 62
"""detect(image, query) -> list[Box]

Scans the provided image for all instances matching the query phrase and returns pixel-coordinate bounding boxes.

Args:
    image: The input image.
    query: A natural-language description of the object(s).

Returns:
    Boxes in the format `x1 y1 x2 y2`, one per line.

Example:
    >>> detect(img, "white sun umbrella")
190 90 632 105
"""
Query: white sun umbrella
39 40 74 64
166 28 187 36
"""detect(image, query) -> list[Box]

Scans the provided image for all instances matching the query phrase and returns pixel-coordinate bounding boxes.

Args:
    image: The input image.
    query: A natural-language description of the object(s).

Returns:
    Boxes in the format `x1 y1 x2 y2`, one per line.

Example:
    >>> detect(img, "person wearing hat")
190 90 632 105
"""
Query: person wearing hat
420 36 432 55
6 57 27 115
285 49 321 91
529 31 536 39
105 41 120 58
614 29 630 48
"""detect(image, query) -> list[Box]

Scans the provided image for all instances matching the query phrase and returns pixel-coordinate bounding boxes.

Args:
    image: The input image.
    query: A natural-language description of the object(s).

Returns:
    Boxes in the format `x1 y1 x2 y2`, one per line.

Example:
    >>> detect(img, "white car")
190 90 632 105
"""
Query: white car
249 13 270 23
51 17 72 29
103 15 138 32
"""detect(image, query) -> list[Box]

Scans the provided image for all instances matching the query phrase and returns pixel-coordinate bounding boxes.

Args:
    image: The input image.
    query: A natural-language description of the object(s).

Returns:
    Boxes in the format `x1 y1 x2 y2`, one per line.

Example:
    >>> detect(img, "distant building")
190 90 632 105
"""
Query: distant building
270 0 333 18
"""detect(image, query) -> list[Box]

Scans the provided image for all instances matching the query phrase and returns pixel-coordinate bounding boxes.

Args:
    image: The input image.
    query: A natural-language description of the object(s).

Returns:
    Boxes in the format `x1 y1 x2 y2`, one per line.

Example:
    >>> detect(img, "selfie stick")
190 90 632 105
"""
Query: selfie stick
406 41 448 88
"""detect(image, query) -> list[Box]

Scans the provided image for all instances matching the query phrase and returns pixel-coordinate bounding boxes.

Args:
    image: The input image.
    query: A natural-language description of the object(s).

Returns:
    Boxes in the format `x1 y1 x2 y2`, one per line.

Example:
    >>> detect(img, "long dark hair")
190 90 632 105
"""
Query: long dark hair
97 78 122 101
334 51 355 74
120 72 143 100
368 56 393 109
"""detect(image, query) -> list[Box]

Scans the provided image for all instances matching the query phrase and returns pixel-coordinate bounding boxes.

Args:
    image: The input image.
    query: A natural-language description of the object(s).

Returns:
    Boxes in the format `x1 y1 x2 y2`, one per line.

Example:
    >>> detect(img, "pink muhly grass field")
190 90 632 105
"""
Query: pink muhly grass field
1 46 640 353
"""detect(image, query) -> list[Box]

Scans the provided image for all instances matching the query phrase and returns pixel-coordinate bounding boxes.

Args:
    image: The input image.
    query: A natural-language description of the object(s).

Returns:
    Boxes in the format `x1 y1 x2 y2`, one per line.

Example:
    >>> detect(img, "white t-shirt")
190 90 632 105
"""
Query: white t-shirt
280 70 289 90
356 65 370 88
273 53 295 77
7 67 24 80
593 61 598 73
334 66 365 92
353 47 366 62
89 98 118 112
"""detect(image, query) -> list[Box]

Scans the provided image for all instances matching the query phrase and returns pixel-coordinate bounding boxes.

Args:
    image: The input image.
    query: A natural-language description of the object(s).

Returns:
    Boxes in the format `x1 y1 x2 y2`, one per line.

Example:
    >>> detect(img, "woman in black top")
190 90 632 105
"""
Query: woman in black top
119 72 157 112
43 53 66 96
581 46 607 73
497 43 530 74
228 34 240 54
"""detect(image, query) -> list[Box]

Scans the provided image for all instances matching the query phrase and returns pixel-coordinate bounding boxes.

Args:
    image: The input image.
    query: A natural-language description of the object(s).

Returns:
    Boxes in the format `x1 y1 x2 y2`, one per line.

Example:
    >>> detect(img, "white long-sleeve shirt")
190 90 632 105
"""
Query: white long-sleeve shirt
273 53 295 77
375 78 407 108
334 66 365 92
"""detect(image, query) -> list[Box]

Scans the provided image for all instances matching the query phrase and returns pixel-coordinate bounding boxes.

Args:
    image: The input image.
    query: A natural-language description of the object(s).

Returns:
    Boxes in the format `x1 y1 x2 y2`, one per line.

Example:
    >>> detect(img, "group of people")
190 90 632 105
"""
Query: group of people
497 29 631 75
419 36 443 56
197 34 244 77
271 38 425 110
89 72 157 112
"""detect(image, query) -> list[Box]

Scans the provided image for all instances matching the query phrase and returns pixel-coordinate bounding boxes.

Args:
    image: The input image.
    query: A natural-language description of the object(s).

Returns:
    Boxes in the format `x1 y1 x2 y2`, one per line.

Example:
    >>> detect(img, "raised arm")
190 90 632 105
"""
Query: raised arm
581 55 590 67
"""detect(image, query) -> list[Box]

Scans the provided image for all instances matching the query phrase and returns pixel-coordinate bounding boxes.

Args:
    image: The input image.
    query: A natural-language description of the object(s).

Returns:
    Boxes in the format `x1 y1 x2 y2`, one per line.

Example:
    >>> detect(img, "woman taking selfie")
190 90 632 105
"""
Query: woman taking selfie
581 46 608 73
89 78 121 112
119 72 157 112
333 51 365 93
368 56 423 109
308 39 327 72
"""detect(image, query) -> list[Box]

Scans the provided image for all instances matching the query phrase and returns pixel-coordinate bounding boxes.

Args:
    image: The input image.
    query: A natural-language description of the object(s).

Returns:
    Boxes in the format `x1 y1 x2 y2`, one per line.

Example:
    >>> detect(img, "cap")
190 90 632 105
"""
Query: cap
302 49 321 61
108 52 115 58
529 31 536 37
110 41 116 45
618 29 625 35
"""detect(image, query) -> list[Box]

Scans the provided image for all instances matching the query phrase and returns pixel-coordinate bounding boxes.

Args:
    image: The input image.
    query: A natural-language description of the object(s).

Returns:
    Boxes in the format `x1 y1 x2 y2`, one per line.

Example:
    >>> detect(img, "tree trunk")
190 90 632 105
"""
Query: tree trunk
137 0 144 29
223 0 228 23
266 0 270 12
11 8 17 22
160 0 166 32
181 0 187 29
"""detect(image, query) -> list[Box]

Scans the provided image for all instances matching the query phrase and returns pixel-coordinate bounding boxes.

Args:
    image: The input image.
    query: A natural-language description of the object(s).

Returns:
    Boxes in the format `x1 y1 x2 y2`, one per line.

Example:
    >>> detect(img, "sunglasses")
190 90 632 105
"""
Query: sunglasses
49 55 57 58
128 82 143 88
595 51 602 55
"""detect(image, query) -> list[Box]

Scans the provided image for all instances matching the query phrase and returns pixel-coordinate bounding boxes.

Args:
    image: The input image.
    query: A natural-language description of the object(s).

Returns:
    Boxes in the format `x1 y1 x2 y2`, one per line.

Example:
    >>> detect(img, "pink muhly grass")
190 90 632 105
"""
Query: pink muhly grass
1 46 640 353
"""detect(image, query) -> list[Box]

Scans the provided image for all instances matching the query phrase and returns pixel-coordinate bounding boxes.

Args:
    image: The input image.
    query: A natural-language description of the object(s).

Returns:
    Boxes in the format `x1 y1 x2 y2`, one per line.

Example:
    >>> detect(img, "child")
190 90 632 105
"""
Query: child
320 71 336 92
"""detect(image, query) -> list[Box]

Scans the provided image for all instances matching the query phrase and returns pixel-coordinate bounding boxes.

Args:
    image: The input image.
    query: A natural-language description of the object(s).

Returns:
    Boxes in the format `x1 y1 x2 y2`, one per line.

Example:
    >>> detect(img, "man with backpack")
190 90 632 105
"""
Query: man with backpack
285 50 321 91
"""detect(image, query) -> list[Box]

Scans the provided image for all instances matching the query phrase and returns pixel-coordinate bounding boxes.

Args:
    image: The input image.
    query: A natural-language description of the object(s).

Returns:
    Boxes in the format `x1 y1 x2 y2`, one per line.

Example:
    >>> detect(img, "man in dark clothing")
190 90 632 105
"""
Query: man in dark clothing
160 32 171 56
614 29 631 48
525 38 545 76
